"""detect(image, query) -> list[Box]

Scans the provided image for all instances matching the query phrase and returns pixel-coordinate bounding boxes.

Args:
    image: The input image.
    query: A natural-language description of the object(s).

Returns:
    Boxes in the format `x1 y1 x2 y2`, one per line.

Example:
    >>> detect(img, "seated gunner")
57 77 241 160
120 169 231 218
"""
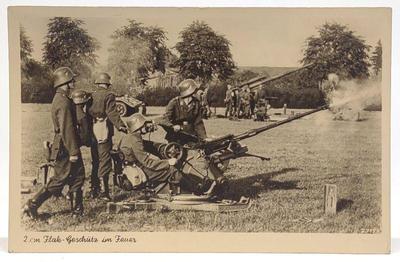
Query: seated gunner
118 114 216 195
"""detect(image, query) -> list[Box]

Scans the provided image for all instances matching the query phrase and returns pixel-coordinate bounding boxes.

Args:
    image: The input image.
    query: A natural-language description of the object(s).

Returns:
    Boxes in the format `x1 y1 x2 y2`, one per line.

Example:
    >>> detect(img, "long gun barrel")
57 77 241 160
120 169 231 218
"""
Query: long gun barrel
234 105 328 140
239 63 314 90
199 105 328 155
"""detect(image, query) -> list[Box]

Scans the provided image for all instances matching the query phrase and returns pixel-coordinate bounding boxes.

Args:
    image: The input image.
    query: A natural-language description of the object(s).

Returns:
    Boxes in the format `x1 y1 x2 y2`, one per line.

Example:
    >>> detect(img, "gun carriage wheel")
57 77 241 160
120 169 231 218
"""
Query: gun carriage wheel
162 142 184 161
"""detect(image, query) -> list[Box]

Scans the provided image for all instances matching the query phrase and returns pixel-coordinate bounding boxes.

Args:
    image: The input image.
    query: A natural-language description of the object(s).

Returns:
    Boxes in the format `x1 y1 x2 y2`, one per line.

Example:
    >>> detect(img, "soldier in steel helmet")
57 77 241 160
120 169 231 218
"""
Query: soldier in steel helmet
119 114 215 195
87 72 128 200
157 79 207 145
23 67 85 219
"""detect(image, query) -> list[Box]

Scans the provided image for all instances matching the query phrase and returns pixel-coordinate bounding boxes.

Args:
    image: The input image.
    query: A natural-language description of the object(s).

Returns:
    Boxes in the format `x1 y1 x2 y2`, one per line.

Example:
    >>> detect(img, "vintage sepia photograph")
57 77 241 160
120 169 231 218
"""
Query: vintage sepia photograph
8 6 390 253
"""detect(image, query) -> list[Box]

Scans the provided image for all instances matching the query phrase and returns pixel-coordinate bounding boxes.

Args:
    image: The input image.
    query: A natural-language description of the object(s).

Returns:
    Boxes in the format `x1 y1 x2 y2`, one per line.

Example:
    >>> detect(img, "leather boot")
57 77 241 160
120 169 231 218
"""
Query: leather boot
22 186 52 219
99 176 111 201
88 166 100 199
70 190 84 218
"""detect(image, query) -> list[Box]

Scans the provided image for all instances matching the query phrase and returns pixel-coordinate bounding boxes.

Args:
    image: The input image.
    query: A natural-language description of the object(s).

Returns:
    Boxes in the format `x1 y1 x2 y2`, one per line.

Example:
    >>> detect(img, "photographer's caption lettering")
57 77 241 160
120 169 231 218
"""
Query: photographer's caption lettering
23 235 136 245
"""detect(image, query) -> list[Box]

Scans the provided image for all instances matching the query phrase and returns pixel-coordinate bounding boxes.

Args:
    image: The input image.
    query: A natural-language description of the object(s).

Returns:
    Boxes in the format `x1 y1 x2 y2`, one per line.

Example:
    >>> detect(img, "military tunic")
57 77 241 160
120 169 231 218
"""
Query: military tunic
75 103 93 147
88 89 126 180
119 132 182 187
157 96 207 144
224 88 233 117
241 91 251 118
47 89 85 194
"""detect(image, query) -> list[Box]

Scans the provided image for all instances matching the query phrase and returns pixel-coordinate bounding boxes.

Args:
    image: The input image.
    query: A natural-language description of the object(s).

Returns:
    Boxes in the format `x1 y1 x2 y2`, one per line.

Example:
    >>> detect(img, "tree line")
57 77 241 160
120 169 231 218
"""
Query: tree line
21 17 382 108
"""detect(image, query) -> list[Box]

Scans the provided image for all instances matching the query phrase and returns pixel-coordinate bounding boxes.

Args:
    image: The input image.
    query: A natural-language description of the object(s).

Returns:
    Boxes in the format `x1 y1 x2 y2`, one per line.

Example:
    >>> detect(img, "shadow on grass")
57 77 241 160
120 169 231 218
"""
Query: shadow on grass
337 198 353 212
223 167 301 200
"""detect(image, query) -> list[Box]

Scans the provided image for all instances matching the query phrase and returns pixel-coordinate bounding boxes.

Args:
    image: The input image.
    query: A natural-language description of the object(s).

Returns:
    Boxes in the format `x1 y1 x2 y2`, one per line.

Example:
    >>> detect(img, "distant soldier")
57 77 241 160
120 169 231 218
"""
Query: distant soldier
254 99 268 121
224 84 233 118
203 85 211 118
231 87 241 119
249 91 256 118
119 114 215 195
195 89 208 119
88 73 128 200
241 87 251 119
23 67 85 219
157 79 207 145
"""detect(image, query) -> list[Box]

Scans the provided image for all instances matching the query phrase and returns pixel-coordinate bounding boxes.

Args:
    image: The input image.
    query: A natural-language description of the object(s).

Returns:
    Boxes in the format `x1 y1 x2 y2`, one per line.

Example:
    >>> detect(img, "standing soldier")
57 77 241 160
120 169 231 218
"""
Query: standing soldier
230 87 240 119
249 91 256 118
88 73 128 200
157 79 207 145
203 84 211 118
241 87 251 119
23 67 85 219
224 84 233 118
195 89 207 119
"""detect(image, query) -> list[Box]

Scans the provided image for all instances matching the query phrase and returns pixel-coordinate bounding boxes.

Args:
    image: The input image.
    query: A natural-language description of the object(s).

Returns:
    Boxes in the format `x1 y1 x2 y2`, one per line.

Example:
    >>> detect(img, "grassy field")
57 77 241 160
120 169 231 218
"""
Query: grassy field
20 104 381 233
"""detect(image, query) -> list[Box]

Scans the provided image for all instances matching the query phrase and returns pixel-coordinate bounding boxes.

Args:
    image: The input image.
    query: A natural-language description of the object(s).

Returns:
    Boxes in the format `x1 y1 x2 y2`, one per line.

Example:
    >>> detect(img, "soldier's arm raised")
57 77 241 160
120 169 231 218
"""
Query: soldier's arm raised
105 93 127 130
58 106 80 157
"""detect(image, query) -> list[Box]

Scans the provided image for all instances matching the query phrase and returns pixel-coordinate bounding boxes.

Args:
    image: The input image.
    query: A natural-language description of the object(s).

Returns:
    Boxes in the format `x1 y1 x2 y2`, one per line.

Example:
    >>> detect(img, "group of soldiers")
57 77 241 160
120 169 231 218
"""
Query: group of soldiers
224 84 270 121
23 68 212 220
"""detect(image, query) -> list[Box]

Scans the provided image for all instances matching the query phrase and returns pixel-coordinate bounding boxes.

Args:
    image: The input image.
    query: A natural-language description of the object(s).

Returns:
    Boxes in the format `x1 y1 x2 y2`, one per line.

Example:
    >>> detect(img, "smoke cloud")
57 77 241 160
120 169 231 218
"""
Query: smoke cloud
324 76 381 121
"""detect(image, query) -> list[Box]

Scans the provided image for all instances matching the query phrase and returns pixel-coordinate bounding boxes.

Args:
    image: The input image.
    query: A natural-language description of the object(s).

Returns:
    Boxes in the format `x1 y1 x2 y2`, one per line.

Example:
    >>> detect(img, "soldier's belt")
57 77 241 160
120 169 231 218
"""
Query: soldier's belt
94 117 106 123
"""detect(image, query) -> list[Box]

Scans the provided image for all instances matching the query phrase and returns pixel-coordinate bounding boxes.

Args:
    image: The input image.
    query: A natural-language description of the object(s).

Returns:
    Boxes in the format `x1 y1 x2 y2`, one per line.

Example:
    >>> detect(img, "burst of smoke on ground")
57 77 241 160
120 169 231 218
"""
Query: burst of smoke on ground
323 76 382 121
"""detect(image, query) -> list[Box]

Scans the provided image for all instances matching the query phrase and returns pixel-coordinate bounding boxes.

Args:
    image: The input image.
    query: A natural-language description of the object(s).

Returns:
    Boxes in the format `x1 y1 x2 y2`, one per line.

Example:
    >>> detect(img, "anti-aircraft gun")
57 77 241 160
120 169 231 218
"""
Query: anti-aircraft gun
106 105 328 211
159 105 328 181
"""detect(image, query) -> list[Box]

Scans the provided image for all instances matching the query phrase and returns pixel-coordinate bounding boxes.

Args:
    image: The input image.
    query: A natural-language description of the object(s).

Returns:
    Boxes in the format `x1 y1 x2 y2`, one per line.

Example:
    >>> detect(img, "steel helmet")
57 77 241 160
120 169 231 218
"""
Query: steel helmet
53 67 77 88
94 72 112 85
125 113 147 133
71 89 91 105
178 79 199 98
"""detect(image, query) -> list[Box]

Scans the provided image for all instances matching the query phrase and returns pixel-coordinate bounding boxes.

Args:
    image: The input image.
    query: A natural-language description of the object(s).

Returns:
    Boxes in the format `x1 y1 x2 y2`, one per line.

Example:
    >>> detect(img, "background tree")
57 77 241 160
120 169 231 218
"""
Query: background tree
301 23 370 84
175 21 235 83
371 40 382 77
20 26 33 81
107 37 153 95
108 20 170 94
20 26 54 103
113 20 169 73
42 17 99 80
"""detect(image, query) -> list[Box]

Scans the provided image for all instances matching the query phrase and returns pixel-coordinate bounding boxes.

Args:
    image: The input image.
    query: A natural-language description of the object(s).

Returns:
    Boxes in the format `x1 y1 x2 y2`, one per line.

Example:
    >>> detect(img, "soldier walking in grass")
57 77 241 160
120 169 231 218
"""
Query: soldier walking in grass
23 67 85 219
87 73 128 200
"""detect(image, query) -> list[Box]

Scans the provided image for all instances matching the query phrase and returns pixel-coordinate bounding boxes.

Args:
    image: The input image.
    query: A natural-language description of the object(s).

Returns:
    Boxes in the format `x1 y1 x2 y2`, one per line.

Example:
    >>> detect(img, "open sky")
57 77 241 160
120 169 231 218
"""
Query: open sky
18 7 390 68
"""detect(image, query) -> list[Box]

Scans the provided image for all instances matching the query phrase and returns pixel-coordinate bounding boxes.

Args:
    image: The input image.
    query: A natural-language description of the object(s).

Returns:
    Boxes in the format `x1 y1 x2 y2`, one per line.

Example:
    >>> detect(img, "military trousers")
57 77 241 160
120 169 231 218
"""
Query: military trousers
46 148 85 195
91 137 113 180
